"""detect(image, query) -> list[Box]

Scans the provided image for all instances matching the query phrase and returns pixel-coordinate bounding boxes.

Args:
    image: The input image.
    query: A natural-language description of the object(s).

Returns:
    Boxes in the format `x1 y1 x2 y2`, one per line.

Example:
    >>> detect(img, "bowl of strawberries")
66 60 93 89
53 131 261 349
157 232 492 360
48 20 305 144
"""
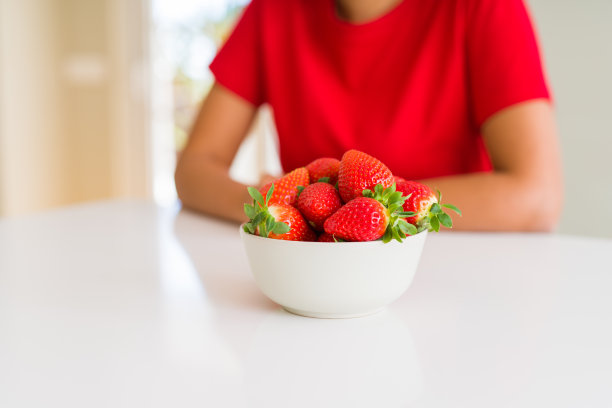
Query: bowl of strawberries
241 150 460 318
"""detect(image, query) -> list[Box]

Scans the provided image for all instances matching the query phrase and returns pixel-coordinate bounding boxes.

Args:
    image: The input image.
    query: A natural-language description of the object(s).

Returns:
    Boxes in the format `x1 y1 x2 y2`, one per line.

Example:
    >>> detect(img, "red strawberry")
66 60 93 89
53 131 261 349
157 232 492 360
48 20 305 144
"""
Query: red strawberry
317 232 339 242
305 158 341 185
393 175 407 184
260 167 309 207
396 181 436 225
296 182 342 231
323 184 417 242
395 180 461 232
244 185 316 241
265 204 317 241
324 197 388 242
337 150 394 203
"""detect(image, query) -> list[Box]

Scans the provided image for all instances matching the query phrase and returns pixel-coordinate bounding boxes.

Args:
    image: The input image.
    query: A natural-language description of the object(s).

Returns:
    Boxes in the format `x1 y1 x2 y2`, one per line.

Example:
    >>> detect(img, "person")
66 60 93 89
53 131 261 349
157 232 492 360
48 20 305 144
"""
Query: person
175 0 563 231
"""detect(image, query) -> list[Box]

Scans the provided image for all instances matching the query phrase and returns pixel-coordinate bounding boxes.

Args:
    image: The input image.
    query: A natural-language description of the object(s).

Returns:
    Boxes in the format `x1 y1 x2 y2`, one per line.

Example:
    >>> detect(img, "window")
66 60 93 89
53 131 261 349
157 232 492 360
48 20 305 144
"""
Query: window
150 0 280 205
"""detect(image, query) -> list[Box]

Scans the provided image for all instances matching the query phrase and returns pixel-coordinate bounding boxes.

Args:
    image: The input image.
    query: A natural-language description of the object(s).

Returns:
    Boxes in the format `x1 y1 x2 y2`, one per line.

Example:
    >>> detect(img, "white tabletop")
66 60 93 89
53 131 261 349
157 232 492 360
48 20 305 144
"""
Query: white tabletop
1 200 611 407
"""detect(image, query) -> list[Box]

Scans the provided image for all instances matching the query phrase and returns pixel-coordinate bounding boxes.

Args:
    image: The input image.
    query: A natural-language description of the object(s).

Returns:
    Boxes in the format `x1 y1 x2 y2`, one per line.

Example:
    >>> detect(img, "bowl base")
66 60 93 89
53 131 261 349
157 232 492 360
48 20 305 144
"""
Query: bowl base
282 306 385 319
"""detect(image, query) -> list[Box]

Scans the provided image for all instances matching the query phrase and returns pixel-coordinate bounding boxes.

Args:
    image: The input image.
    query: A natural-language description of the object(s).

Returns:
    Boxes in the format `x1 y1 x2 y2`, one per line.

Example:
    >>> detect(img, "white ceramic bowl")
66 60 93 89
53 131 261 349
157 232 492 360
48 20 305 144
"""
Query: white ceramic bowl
240 228 427 318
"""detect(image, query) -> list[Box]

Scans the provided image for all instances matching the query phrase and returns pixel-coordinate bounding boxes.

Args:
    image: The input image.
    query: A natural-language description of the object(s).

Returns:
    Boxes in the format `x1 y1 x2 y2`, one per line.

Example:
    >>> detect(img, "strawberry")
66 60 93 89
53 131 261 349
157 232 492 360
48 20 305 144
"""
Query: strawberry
323 184 417 242
296 182 342 231
317 232 340 242
395 180 461 232
337 150 394 203
395 181 435 225
244 185 316 241
305 158 341 185
259 167 309 207
324 197 387 242
393 175 407 184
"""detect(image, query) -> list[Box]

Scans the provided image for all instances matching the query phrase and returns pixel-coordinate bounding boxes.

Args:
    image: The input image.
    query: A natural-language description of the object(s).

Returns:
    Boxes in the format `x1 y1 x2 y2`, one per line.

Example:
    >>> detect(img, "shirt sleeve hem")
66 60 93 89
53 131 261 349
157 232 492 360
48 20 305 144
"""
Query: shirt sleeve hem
476 92 552 128
209 62 263 107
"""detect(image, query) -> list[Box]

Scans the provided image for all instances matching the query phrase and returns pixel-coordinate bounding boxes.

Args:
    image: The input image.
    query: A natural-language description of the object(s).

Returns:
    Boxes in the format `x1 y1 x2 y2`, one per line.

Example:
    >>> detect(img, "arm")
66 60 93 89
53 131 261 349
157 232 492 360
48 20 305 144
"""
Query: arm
421 99 563 232
174 83 258 223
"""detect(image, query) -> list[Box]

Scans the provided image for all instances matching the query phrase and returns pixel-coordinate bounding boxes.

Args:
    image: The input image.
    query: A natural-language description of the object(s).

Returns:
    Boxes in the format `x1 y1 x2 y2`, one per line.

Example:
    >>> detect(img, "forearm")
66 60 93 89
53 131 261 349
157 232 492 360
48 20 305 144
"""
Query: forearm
421 171 562 232
175 153 251 224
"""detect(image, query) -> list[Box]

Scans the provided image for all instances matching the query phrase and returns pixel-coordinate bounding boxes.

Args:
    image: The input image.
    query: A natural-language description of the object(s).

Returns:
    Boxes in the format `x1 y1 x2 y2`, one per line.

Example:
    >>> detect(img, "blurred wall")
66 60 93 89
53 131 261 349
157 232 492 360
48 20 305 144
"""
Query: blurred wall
0 0 65 215
56 0 114 204
529 0 612 238
0 0 150 216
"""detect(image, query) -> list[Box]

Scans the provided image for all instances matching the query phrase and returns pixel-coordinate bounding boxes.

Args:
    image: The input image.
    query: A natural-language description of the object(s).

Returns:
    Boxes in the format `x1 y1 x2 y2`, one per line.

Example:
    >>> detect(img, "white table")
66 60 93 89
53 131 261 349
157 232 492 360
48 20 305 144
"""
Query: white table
1 200 611 407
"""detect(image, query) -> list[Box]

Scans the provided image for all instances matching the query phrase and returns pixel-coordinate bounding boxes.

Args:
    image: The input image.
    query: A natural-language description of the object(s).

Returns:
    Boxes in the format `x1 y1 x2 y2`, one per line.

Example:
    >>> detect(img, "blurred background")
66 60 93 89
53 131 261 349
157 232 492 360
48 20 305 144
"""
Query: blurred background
0 0 610 238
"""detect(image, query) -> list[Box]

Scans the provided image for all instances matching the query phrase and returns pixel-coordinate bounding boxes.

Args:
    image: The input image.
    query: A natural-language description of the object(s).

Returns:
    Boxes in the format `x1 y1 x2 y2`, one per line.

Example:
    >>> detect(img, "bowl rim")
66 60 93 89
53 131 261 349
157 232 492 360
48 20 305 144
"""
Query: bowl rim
239 223 427 245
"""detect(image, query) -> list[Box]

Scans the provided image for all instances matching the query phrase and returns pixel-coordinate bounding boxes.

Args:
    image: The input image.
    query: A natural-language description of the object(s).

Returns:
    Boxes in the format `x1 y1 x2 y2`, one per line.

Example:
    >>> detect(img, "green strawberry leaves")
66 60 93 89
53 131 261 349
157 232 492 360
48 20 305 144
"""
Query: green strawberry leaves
243 184 290 237
382 217 419 243
243 202 257 219
436 190 462 216
366 183 462 238
429 215 440 232
363 183 418 243
272 222 290 235
243 222 255 234
248 186 265 206
438 212 453 228
441 203 462 216
417 190 462 232
265 185 274 204
399 220 418 236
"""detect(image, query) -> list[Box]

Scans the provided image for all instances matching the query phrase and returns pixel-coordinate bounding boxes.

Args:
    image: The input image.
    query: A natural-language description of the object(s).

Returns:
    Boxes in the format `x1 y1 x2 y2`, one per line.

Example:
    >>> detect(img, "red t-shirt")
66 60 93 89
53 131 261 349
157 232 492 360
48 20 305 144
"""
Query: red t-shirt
210 0 550 179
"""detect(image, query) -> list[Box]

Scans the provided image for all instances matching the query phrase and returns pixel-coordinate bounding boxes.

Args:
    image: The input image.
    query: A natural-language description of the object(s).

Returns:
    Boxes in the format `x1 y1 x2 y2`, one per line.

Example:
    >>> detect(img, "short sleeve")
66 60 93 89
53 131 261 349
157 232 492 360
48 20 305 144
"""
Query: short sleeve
209 0 264 106
467 0 551 127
